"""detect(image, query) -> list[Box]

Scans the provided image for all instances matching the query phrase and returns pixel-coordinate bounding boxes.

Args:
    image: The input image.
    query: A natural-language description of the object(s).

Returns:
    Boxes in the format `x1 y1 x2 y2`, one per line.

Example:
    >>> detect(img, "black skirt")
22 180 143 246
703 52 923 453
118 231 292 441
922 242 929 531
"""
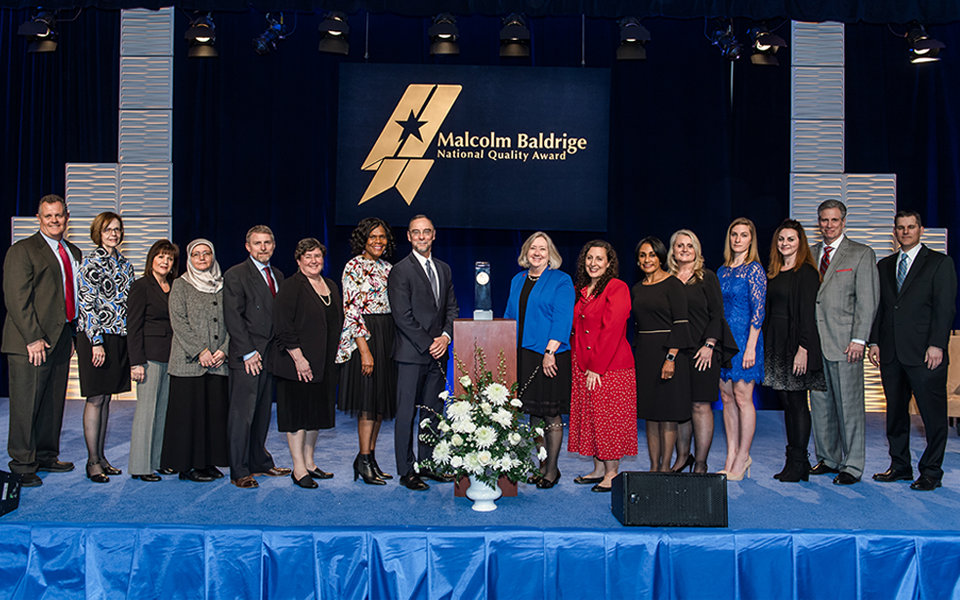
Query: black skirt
160 374 229 472
686 347 722 404
517 348 572 416
277 375 336 432
76 333 132 397
338 313 398 419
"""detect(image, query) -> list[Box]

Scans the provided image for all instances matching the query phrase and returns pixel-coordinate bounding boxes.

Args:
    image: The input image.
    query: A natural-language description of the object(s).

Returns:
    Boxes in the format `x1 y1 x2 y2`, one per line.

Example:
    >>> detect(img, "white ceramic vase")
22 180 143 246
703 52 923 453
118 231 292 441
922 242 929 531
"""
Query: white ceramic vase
466 475 502 512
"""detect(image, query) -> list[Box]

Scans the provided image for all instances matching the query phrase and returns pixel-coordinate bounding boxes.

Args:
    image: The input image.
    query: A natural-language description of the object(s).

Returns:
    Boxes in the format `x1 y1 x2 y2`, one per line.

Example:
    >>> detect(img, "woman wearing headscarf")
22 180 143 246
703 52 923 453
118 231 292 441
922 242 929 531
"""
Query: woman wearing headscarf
160 239 231 483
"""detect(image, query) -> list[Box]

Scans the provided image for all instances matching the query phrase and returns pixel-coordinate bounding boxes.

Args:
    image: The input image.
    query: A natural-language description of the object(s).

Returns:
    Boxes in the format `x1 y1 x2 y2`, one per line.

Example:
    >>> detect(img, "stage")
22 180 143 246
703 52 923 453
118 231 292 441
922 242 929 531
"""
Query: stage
2 399 960 598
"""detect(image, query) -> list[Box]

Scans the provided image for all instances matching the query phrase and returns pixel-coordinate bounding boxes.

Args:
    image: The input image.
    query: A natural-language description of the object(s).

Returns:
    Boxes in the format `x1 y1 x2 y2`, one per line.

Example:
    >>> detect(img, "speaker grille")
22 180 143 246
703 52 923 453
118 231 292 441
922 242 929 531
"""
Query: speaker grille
612 472 727 527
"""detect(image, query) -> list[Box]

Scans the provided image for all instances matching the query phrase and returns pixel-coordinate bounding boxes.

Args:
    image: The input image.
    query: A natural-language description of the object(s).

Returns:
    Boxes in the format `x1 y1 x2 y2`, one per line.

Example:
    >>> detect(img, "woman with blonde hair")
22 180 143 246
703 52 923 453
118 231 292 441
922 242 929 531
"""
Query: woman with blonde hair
718 217 766 480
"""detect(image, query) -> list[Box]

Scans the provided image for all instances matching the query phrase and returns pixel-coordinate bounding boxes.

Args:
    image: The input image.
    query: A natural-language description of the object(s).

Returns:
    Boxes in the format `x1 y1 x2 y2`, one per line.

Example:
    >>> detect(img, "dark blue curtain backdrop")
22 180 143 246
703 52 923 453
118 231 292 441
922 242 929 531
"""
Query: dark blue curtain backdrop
2 9 959 395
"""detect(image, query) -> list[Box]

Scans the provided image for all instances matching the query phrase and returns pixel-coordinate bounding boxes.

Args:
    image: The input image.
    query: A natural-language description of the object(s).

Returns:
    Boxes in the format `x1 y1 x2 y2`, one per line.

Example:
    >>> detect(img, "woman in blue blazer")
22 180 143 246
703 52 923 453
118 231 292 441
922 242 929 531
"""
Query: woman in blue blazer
504 232 575 489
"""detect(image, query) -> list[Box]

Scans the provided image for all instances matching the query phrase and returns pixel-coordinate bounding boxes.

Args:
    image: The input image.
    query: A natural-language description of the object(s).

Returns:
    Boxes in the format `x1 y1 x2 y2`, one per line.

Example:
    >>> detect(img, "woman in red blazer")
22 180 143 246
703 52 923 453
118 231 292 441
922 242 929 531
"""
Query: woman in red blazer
568 240 638 492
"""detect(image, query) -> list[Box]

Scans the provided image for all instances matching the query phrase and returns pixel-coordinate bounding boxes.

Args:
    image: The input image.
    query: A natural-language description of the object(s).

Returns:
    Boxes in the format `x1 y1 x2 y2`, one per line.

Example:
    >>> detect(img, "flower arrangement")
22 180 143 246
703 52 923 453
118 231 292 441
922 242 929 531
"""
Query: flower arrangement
417 348 543 487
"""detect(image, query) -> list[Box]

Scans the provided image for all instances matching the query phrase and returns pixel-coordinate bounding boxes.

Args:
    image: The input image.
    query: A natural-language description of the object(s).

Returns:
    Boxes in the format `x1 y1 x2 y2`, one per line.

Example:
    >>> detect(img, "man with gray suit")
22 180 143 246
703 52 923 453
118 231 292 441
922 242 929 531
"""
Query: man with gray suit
808 199 880 485
223 225 291 489
3 195 80 487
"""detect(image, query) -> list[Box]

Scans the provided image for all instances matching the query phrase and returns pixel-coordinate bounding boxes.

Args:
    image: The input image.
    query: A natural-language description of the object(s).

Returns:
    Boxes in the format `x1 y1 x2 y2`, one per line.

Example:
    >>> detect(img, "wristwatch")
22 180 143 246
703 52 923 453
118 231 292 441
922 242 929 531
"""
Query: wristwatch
704 342 715 349
666 352 676 362
544 348 555 355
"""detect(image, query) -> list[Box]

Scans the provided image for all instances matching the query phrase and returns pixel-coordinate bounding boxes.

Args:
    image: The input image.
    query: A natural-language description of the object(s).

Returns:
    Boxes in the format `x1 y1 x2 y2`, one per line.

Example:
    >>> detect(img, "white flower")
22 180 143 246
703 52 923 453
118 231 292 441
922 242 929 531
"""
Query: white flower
459 375 473 388
480 403 493 415
510 398 523 408
439 390 450 401
477 450 493 466
450 434 464 446
537 447 548 461
497 456 513 471
433 441 451 463
535 427 544 437
448 401 473 422
484 382 510 406
508 432 522 445
473 426 497 449
491 408 513 428
449 456 464 469
420 418 431 428
438 420 451 432
464 452 482 474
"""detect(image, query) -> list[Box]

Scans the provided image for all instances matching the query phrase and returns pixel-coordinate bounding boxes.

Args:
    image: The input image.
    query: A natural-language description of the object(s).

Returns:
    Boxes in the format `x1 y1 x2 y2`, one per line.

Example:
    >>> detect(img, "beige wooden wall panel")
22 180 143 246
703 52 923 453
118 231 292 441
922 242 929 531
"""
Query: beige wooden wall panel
844 174 897 228
120 217 173 272
922 228 948 254
120 8 174 56
791 120 844 173
120 57 173 109
792 67 844 120
64 164 119 218
792 21 844 67
119 163 173 215
118 110 172 163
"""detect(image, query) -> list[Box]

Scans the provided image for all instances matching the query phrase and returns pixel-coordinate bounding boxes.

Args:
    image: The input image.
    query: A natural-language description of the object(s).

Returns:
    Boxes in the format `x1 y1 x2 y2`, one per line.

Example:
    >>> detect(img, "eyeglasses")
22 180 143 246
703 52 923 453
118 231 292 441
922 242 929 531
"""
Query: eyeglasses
191 251 212 258
103 227 123 234
410 229 434 238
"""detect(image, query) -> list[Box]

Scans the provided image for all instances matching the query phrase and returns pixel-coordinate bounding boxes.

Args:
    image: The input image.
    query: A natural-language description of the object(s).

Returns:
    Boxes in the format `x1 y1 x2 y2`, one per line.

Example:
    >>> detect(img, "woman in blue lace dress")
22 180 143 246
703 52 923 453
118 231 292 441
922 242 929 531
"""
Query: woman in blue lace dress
717 217 766 481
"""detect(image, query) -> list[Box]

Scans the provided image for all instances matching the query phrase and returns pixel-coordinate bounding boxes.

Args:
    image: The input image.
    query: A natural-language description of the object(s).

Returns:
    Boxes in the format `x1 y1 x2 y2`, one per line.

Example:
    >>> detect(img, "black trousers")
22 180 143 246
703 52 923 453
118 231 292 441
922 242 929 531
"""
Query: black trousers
880 355 948 479
394 360 444 476
227 368 277 480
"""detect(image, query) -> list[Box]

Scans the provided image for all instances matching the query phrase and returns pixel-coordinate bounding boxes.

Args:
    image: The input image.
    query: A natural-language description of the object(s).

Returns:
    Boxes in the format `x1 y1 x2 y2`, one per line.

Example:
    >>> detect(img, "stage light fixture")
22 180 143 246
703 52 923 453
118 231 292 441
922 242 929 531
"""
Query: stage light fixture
254 14 287 55
185 13 217 58
907 23 944 64
499 13 530 58
17 10 58 53
319 11 349 55
429 13 459 55
711 20 742 61
748 23 786 66
616 16 650 61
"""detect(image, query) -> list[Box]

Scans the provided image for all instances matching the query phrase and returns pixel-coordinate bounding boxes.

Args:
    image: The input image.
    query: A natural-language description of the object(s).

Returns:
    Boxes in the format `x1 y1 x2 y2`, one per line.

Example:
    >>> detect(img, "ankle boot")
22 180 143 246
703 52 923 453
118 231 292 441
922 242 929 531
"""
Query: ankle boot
370 450 392 480
779 448 811 483
773 446 792 480
353 453 386 485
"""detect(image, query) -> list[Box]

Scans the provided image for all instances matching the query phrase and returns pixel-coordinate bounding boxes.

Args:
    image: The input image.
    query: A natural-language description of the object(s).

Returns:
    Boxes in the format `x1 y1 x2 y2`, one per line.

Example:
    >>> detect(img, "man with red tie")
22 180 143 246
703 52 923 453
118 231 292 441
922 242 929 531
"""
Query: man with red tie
3 195 81 487
223 225 291 488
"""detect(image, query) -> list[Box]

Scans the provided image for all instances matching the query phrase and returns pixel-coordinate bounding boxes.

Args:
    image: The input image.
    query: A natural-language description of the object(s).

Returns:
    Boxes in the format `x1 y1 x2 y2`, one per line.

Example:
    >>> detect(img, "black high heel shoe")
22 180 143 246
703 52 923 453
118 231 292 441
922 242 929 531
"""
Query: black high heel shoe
308 468 334 480
353 454 386 485
370 450 393 480
292 472 319 489
100 461 122 476
86 463 109 484
672 455 695 474
536 471 561 489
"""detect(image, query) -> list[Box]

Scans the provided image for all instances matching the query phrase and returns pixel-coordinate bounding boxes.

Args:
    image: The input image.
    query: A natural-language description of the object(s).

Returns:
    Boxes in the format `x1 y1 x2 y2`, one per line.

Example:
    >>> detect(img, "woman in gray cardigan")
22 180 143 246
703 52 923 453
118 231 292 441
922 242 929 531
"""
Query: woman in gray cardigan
159 239 231 482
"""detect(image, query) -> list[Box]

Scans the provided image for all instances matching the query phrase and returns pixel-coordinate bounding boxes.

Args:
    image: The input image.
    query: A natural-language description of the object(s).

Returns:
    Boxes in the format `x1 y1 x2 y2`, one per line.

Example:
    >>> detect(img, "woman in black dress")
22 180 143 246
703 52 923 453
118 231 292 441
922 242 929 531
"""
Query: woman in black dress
764 219 826 482
667 229 737 473
272 239 344 489
76 212 136 483
632 236 693 472
503 232 574 489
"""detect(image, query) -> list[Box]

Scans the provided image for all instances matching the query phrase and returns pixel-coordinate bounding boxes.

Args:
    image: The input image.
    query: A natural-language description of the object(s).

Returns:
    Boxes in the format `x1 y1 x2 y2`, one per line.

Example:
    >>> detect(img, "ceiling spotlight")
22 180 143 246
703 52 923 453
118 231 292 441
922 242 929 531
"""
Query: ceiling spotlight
17 10 58 53
429 13 459 55
748 23 787 66
907 23 944 64
500 13 530 58
185 13 217 58
254 15 287 55
616 17 650 61
711 20 742 61
319 11 349 55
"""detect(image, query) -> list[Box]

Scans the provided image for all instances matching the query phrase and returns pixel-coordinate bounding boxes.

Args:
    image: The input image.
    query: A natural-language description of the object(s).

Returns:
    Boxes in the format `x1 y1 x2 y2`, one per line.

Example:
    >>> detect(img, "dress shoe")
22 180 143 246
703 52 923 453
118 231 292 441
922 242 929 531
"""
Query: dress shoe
131 474 161 482
419 470 455 483
536 471 561 489
400 473 429 491
353 454 386 485
910 475 942 491
101 462 122 476
200 466 224 479
254 467 291 477
86 464 109 483
291 473 318 489
38 461 75 473
20 473 42 487
574 475 604 485
157 468 175 476
527 472 544 485
308 468 334 480
179 469 214 483
833 472 860 485
872 468 913 483
231 475 259 489
591 483 612 493
672 455 695 473
726 456 753 482
809 461 840 476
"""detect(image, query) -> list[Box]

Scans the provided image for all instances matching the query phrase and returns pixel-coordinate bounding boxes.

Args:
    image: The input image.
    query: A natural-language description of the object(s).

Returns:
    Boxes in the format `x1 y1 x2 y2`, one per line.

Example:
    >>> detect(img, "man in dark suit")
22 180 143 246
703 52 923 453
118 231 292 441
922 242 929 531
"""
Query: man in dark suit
3 195 80 487
388 215 459 491
869 210 957 491
223 225 291 489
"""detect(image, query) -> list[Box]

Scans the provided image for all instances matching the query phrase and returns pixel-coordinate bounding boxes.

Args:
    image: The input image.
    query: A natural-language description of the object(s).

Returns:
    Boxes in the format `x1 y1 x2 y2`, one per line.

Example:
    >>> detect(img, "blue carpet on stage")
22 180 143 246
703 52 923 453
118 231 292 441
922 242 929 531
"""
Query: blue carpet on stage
2 398 960 598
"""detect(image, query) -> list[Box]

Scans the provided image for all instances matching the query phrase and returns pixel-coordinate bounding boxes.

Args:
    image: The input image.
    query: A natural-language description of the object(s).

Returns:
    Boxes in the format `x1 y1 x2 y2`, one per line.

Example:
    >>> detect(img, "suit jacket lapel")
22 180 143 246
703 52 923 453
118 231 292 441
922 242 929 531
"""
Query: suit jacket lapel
247 258 274 309
411 253 438 309
897 245 928 297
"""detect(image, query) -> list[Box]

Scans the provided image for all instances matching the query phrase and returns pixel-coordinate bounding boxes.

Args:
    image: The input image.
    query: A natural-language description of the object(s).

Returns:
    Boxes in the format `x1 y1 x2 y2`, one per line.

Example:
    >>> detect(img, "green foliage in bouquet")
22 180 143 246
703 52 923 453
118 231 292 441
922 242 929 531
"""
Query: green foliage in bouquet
417 347 543 487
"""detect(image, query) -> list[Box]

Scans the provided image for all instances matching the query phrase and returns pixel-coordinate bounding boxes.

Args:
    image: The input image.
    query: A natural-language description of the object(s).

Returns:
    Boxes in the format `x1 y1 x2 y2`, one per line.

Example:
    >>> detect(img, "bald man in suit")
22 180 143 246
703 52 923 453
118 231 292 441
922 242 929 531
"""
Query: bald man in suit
3 195 81 487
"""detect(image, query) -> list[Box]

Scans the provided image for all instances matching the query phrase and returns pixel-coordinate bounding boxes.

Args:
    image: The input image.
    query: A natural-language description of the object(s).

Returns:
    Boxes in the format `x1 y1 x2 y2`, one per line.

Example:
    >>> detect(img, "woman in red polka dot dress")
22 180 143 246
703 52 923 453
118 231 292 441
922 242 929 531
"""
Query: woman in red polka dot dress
568 240 638 492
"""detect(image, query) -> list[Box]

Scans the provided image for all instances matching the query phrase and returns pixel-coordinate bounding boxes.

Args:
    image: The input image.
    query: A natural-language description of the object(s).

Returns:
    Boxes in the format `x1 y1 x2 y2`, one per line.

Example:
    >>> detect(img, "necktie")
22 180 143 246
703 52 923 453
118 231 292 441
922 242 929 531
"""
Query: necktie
897 253 908 292
57 242 76 321
263 266 277 297
425 259 439 302
819 245 833 277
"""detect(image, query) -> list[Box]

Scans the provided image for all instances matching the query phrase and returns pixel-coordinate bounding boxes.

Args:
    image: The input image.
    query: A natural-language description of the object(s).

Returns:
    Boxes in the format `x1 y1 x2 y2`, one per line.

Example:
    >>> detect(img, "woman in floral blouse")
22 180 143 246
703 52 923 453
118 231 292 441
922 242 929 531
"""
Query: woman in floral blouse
336 217 398 485
76 211 136 483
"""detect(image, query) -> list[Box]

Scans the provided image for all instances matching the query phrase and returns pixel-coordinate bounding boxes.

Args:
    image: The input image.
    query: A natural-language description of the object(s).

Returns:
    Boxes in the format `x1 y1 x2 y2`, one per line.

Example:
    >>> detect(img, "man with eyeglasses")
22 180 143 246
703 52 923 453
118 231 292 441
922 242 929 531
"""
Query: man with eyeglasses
388 215 459 491
3 195 81 487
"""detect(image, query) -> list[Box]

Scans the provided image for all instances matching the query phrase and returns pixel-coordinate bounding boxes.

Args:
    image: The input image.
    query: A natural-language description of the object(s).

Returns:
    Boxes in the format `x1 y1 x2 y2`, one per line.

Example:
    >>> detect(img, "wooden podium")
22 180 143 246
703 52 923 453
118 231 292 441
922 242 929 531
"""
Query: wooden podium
451 318 519 497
